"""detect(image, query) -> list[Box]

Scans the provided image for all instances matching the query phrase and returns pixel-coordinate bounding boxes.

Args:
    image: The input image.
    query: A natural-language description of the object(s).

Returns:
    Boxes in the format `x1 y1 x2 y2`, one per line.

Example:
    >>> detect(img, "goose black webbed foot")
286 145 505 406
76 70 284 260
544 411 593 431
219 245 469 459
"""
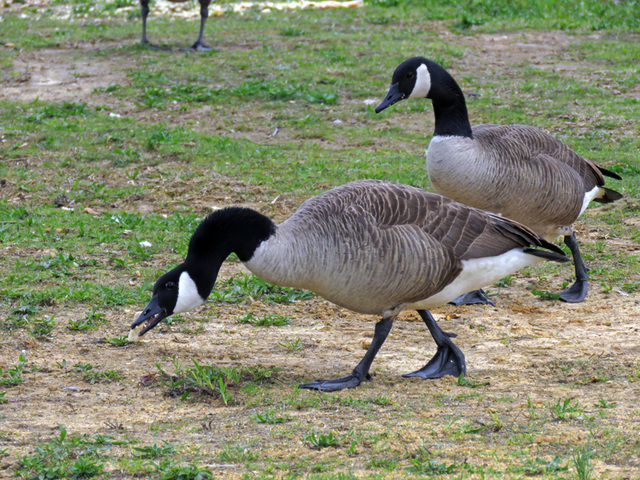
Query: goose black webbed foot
449 289 495 306
559 279 588 303
299 373 371 392
403 344 466 379
300 317 393 392
404 310 467 379
141 40 171 51
187 41 212 52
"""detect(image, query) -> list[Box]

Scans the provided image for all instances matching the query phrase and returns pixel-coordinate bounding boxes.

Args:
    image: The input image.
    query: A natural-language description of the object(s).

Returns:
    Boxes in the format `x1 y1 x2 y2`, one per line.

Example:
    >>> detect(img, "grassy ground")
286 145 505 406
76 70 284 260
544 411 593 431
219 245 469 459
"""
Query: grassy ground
1 0 640 479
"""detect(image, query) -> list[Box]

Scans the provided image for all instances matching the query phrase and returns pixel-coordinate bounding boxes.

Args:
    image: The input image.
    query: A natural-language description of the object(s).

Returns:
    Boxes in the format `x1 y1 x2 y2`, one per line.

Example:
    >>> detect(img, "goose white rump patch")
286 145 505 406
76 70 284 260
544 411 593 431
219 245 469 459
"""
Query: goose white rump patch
174 271 205 314
581 185 603 216
410 248 546 309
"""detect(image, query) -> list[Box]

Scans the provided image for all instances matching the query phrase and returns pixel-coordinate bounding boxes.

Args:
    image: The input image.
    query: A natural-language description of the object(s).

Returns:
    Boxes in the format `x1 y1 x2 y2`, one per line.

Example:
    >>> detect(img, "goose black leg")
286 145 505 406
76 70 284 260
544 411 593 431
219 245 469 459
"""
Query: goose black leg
299 317 393 392
448 289 495 306
187 0 212 51
139 0 170 50
403 310 466 379
559 233 588 303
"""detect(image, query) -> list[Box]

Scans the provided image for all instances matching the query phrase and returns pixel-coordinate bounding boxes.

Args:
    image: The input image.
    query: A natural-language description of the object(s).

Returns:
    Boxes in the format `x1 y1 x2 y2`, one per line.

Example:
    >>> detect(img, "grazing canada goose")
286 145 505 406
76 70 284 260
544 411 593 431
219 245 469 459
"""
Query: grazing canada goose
140 0 212 51
375 56 622 304
131 180 568 391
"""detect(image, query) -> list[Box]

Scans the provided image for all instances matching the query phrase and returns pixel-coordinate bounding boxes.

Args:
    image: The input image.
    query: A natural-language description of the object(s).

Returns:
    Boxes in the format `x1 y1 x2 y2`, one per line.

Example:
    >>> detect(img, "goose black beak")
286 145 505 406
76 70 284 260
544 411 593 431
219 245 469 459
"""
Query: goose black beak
375 83 405 113
130 295 168 337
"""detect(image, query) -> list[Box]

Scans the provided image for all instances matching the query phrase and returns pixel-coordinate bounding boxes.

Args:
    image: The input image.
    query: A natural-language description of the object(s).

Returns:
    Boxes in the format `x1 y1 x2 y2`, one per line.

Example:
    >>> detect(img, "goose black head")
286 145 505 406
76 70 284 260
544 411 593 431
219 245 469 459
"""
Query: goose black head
376 57 432 113
131 264 205 337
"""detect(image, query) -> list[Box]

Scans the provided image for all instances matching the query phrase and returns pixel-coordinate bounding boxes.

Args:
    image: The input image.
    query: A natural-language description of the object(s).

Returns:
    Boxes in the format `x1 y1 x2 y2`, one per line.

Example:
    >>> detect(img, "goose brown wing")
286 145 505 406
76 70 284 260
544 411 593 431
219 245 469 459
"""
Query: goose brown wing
474 124 615 192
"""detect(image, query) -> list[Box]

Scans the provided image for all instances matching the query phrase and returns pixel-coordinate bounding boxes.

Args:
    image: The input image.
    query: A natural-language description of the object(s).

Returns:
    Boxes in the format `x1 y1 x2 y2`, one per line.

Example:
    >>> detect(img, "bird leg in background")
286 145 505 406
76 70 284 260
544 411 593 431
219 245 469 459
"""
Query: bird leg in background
187 0 212 51
139 0 171 50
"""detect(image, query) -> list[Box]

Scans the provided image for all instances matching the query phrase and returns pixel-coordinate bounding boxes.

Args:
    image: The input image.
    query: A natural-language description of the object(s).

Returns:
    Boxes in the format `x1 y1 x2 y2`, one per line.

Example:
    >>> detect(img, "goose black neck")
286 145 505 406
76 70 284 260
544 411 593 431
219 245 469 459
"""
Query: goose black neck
428 62 473 139
184 207 276 298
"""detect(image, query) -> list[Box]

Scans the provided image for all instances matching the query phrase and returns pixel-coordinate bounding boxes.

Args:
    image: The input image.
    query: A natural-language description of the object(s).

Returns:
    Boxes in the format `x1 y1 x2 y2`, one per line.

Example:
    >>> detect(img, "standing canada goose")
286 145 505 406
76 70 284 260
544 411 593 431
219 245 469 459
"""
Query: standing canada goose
131 180 568 391
140 0 212 51
375 56 622 304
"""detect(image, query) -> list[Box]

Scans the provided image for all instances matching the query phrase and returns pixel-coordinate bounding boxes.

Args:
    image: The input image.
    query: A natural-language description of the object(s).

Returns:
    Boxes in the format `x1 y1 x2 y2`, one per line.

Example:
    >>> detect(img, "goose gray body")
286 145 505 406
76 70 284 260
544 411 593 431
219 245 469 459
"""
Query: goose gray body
132 180 568 391
428 124 616 240
246 180 558 314
376 57 622 303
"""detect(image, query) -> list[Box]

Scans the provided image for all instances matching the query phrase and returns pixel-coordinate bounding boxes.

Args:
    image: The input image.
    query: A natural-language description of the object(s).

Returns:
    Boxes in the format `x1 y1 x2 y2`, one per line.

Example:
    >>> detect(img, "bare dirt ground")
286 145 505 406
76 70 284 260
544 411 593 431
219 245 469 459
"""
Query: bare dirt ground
1 25 640 478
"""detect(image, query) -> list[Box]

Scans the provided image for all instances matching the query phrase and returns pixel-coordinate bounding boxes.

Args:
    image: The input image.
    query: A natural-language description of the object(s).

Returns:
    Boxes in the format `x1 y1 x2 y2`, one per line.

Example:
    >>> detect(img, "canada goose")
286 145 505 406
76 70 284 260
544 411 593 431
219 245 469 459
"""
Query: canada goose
131 180 568 391
375 56 622 304
140 0 211 51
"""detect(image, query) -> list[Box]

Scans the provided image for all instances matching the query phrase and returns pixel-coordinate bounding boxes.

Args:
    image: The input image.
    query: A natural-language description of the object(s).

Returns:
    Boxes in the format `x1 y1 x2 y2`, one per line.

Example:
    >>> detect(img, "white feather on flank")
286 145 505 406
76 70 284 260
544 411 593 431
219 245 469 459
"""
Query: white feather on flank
581 185 603 216
409 248 546 310
409 63 431 99
174 271 205 314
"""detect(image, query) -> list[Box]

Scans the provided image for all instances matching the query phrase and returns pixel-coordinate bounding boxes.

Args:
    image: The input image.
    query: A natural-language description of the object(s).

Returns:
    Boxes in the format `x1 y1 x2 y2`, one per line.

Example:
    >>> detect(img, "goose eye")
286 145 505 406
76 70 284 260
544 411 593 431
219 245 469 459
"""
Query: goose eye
406 71 415 79
165 281 176 290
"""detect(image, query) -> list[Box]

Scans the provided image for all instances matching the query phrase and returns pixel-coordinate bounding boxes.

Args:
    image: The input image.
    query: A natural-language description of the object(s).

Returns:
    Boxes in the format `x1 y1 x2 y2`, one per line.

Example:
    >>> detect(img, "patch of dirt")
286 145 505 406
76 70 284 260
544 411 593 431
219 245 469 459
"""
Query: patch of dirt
1 25 640 479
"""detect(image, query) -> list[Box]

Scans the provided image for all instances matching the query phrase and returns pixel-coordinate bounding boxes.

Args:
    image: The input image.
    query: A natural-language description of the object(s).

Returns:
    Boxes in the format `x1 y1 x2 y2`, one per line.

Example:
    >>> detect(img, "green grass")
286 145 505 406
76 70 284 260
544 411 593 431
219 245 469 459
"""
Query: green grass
0 354 26 387
155 356 279 403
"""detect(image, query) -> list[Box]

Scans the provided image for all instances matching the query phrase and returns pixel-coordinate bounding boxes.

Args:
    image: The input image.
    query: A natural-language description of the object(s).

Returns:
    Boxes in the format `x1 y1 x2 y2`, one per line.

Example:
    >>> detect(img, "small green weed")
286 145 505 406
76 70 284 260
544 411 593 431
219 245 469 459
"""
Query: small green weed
237 312 291 326
494 275 513 287
553 398 584 421
42 101 88 118
521 456 568 475
594 398 616 409
73 363 123 384
68 309 107 331
406 445 457 475
132 441 176 459
279 338 304 351
0 353 26 386
253 408 289 424
16 426 105 479
339 395 392 406
304 430 339 449
156 357 277 403
217 444 258 463
572 445 594 480
457 373 489 388
105 336 130 347
531 289 562 300
30 316 56 337
149 460 212 480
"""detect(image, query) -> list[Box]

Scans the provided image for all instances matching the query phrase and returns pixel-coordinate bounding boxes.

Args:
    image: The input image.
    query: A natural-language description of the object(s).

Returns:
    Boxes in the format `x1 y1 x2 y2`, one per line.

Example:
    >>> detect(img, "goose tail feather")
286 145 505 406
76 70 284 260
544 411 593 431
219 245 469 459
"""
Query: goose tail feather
524 246 570 263
593 187 623 204
598 166 622 181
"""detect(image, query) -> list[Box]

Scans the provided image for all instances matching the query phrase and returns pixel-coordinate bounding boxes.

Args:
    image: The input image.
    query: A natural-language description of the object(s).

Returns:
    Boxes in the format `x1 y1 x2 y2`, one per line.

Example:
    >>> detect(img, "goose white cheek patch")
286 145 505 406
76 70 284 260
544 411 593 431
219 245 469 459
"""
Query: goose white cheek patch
174 271 205 314
409 63 431 99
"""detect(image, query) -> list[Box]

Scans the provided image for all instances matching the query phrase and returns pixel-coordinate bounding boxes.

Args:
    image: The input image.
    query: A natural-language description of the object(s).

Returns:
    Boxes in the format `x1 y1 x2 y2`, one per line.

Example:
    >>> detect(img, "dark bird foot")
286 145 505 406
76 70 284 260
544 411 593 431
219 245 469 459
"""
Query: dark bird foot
187 41 212 51
559 279 588 303
141 40 172 51
448 289 495 306
406 309 467 379
299 373 370 392
403 343 466 379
